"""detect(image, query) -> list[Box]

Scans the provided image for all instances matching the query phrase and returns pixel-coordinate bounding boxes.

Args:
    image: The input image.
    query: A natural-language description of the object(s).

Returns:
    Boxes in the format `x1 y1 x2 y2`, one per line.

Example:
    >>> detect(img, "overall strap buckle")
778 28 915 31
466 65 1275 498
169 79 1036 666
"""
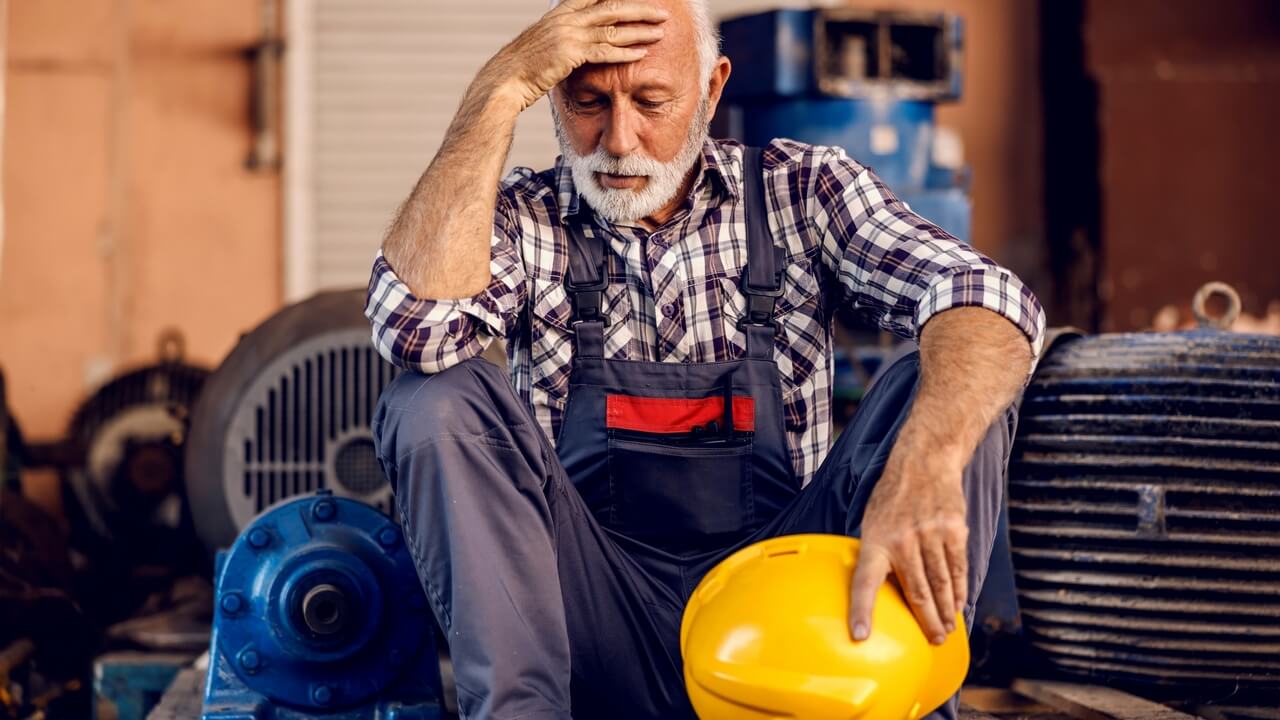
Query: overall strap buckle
565 220 611 327
736 246 786 330
738 293 778 330
567 275 610 327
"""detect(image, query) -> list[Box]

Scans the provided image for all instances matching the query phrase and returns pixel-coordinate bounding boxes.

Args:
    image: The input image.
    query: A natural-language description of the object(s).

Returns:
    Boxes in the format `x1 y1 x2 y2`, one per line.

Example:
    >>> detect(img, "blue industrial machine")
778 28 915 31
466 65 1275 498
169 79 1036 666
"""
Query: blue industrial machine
716 8 970 240
202 490 443 719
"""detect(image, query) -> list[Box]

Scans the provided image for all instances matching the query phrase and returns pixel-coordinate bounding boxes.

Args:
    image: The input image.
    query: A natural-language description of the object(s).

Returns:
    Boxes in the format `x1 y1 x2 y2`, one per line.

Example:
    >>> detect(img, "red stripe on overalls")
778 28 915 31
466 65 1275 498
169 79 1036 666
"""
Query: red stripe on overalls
605 395 756 433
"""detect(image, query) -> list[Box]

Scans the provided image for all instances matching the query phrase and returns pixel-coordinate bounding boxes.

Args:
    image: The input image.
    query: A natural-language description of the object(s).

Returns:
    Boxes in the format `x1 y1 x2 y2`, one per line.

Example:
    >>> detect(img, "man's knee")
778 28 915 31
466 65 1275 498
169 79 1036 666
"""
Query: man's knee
372 357 511 464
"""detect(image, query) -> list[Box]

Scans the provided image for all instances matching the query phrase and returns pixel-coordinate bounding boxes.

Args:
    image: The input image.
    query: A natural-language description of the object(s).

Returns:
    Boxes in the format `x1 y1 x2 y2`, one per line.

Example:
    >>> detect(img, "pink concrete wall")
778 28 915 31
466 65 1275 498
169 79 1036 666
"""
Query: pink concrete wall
1 0 282 443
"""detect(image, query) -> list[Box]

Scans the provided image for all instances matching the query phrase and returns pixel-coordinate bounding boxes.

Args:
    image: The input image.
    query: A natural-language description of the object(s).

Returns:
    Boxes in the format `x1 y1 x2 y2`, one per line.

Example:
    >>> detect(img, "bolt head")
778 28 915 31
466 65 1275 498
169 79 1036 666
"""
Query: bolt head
238 649 261 672
312 500 336 521
377 526 400 548
220 592 244 615
311 684 333 705
247 528 271 549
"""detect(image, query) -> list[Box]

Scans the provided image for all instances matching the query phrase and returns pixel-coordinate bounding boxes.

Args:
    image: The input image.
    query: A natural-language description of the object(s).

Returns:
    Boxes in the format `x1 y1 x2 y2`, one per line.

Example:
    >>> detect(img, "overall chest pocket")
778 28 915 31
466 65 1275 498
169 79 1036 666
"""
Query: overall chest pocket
600 393 758 552
607 434 754 552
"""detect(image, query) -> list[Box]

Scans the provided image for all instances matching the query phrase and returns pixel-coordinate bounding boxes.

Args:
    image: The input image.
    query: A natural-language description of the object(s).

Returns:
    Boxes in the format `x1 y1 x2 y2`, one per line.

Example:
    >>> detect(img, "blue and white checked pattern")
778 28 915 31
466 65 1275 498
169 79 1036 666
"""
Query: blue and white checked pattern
366 138 1045 484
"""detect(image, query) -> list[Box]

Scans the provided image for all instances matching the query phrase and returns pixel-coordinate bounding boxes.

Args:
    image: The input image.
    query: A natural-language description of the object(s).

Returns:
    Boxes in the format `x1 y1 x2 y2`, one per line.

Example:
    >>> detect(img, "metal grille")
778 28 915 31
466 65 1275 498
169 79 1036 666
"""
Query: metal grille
1009 331 1280 689
228 331 399 524
334 437 384 494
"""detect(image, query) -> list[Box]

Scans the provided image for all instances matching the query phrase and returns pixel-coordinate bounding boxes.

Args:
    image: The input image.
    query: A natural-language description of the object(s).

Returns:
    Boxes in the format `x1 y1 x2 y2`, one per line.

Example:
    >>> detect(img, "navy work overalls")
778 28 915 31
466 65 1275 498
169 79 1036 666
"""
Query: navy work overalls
374 148 1011 720
556 148 798 553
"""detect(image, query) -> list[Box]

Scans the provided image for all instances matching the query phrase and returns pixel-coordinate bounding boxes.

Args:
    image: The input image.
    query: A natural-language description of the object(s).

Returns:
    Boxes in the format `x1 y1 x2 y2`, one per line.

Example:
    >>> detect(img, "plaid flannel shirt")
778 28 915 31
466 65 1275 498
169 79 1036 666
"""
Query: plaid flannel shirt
366 138 1045 484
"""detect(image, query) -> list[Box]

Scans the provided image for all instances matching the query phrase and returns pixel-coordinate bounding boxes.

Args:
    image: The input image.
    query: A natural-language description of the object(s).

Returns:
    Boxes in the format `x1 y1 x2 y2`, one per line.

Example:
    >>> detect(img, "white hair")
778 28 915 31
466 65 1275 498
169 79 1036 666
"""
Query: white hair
685 0 720 85
552 0 720 83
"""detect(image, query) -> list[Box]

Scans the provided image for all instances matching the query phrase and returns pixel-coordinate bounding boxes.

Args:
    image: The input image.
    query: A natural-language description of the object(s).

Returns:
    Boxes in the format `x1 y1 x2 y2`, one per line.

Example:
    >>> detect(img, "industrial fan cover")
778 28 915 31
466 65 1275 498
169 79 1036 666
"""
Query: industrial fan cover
185 290 401 551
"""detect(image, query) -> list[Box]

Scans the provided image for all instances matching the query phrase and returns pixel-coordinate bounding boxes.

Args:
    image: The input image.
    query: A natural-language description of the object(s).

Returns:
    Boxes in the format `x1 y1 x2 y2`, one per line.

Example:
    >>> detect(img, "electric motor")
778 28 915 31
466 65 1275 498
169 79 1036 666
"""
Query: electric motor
202 491 442 718
1009 287 1280 693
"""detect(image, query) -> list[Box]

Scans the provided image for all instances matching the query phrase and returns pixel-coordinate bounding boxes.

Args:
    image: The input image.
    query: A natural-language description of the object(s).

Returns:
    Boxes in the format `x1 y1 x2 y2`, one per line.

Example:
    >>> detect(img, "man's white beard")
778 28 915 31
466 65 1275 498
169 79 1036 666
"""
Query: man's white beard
554 99 709 224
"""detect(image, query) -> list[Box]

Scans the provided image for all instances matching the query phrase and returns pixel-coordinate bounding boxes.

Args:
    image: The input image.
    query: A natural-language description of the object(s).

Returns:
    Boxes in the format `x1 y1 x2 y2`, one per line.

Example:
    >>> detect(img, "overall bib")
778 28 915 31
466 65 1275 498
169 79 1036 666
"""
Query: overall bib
555 148 799 553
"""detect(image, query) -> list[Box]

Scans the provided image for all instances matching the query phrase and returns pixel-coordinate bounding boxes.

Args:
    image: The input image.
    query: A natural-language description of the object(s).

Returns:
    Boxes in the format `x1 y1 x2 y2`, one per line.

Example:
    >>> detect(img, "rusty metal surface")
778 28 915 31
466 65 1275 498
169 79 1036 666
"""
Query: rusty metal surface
1008 329 1280 693
1082 0 1280 333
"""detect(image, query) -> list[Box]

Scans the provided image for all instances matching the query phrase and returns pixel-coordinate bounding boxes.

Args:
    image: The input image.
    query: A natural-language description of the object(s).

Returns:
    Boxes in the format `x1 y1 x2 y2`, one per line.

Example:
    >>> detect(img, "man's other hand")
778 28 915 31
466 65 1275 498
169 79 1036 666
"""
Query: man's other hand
848 434 969 647
484 0 669 113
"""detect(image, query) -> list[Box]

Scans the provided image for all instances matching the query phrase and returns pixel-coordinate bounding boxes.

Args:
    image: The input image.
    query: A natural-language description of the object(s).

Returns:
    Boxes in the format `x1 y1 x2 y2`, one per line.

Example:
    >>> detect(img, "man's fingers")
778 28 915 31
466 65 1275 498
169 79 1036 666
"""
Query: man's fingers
592 23 665 47
576 0 671 27
582 45 648 65
551 0 604 15
944 530 968 616
848 546 892 641
898 544 948 645
920 538 957 634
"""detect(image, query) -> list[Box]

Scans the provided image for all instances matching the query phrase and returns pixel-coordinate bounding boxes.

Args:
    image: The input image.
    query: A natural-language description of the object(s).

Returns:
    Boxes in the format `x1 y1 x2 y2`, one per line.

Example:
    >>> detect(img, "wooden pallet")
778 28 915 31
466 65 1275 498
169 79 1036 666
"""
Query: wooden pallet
961 679 1275 720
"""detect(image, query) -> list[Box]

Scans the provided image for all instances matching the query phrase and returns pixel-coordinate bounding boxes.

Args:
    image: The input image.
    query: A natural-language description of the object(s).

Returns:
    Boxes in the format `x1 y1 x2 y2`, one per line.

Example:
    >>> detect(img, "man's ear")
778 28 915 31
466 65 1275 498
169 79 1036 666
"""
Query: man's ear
705 56 732 120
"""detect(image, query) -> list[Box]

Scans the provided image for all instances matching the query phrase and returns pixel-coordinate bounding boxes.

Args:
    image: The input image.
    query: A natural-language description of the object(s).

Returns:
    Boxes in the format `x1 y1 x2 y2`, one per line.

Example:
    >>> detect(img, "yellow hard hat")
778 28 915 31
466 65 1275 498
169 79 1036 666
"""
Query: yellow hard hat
680 534 968 720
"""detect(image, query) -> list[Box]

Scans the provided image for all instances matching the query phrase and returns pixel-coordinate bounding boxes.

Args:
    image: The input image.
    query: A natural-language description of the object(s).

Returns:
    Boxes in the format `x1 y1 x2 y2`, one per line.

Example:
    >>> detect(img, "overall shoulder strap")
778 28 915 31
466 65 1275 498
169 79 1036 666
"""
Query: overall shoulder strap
565 220 607 358
741 146 785 360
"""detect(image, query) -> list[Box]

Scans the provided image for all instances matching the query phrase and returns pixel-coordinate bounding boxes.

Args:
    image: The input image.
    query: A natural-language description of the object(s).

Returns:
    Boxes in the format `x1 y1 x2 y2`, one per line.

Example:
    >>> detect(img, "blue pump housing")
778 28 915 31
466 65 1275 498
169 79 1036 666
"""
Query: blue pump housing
716 8 971 241
202 491 443 720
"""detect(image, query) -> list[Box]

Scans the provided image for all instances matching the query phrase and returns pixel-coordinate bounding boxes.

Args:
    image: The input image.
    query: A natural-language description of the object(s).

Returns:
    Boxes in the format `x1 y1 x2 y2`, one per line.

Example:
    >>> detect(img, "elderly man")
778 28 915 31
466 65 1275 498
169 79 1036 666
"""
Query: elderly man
367 0 1044 717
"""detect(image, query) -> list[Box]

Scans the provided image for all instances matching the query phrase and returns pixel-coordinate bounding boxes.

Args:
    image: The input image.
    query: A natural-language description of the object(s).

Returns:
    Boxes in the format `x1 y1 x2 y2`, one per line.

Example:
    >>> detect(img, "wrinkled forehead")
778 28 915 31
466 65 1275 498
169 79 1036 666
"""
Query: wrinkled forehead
560 0 701 95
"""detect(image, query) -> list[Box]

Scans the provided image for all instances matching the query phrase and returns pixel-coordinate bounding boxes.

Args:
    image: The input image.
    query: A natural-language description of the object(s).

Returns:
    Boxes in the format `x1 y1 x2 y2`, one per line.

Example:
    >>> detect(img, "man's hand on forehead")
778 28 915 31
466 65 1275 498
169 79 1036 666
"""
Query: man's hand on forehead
483 0 669 113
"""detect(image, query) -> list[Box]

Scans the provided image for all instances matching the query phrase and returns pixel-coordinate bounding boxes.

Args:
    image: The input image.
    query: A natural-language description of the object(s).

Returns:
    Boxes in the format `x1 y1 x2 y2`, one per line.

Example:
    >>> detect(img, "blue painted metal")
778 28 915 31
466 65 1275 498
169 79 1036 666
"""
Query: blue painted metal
718 9 964 103
730 98 936 190
202 490 443 719
95 652 194 720
717 8 971 241
718 9 818 100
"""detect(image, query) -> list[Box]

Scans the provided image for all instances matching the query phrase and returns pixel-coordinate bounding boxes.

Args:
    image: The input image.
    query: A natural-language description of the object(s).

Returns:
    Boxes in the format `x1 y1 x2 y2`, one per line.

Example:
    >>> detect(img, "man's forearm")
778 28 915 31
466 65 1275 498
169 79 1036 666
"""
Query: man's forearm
849 305 1034 641
382 80 521 300
900 307 1033 469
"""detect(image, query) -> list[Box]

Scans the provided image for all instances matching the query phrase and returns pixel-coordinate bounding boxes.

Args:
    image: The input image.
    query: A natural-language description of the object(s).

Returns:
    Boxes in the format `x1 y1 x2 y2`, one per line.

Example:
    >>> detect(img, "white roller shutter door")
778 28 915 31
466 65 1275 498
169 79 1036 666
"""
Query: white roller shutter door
285 0 769 298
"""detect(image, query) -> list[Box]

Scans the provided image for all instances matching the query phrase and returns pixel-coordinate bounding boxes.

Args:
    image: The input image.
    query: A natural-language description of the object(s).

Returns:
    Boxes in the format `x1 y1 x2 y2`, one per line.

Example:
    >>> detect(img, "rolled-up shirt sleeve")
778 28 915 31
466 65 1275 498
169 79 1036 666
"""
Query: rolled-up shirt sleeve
808 145 1046 362
364 191 526 374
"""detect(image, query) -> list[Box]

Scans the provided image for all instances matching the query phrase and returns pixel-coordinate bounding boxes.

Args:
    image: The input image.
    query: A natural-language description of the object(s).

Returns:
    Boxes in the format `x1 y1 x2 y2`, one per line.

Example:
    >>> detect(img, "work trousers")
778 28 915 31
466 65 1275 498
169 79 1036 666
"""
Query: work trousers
372 354 1015 720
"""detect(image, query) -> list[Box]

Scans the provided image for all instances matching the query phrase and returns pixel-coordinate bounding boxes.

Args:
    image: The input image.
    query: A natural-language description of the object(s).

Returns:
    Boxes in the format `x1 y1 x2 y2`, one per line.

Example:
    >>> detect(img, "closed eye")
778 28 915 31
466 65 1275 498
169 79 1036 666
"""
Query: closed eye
570 97 606 112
